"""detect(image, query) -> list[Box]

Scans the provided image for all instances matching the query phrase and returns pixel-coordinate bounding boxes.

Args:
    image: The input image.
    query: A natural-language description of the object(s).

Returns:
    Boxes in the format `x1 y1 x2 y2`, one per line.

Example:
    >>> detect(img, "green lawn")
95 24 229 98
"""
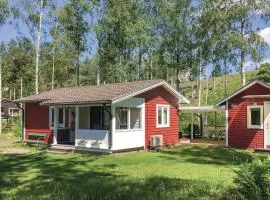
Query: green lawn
0 139 259 200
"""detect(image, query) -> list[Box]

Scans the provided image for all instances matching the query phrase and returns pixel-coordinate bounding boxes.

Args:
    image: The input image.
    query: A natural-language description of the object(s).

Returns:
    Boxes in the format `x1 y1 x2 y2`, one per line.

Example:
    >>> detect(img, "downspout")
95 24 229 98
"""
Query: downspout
16 103 24 142
103 104 113 151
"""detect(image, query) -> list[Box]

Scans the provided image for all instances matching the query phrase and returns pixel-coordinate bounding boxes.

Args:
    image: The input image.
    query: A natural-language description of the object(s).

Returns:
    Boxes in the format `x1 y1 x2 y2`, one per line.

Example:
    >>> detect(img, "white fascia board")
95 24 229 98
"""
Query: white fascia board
112 82 189 105
216 80 270 106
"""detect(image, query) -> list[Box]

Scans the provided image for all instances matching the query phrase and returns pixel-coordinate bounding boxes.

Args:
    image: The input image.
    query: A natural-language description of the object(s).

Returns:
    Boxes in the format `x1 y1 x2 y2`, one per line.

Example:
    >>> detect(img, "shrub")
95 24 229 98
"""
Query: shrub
229 158 270 200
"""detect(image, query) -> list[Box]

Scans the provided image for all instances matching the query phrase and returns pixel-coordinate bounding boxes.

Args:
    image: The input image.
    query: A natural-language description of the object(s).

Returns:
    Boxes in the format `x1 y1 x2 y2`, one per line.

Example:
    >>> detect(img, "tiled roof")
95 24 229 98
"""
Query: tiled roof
16 80 173 105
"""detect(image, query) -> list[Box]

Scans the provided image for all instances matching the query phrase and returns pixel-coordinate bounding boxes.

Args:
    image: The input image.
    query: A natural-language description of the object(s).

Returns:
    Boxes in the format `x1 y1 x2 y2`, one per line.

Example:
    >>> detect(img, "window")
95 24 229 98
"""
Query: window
78 106 110 130
157 105 169 128
116 107 128 129
51 108 54 126
115 107 142 130
58 108 64 126
130 108 141 129
247 106 263 129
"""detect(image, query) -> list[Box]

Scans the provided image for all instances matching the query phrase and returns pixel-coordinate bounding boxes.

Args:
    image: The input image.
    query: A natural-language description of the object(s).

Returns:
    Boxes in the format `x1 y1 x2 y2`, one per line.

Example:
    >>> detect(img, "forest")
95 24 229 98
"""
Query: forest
0 0 269 104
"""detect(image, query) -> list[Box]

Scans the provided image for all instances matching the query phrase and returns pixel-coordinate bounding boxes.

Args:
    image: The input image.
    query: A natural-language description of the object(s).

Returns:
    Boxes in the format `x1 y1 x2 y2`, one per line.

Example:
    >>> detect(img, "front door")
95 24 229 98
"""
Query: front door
264 102 270 148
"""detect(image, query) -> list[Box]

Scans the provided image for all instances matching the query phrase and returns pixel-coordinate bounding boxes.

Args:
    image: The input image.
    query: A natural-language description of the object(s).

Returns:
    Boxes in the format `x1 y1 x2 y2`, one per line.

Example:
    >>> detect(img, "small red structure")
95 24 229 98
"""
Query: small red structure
216 80 270 149
17 80 189 153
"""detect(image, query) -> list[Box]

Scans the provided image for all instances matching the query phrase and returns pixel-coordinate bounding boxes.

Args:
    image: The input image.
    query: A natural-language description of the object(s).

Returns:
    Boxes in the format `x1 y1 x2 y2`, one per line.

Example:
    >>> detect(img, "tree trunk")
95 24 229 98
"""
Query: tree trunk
35 0 44 94
76 54 80 86
20 77 23 98
52 43 55 90
0 55 2 135
176 68 180 92
240 18 246 86
224 59 228 96
150 58 153 80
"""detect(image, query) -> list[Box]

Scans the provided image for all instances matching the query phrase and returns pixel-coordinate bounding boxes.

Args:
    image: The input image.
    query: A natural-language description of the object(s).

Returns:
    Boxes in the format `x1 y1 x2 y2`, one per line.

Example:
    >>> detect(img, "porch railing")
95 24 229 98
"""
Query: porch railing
57 128 72 144
76 129 109 149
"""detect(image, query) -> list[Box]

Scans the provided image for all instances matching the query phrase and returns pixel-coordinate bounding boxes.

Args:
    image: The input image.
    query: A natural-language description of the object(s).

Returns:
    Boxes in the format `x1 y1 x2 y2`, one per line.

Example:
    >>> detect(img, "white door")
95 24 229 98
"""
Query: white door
264 102 270 148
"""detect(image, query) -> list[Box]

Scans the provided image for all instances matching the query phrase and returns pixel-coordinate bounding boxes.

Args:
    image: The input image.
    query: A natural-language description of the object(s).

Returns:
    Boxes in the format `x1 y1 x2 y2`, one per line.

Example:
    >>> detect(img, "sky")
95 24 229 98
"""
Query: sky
0 3 270 76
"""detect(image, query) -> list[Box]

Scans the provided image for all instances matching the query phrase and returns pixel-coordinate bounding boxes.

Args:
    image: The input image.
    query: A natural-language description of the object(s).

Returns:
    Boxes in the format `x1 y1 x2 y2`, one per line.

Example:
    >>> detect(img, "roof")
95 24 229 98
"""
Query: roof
16 80 189 105
179 105 225 113
216 80 270 106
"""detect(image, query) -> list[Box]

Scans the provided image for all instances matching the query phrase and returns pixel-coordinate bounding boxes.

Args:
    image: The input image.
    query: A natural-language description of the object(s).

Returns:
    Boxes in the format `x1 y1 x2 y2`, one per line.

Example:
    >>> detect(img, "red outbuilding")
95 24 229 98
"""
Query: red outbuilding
216 80 270 149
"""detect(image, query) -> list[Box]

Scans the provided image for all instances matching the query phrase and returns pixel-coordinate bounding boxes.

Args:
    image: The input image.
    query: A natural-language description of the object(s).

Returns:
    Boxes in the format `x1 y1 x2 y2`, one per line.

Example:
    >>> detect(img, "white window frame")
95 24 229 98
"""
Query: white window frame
247 105 263 129
156 104 170 128
49 107 65 128
115 107 142 131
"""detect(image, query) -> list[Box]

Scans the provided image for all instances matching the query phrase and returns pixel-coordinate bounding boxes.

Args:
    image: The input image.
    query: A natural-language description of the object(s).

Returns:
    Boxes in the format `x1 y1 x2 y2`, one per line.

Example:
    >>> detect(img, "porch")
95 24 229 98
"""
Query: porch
50 97 145 152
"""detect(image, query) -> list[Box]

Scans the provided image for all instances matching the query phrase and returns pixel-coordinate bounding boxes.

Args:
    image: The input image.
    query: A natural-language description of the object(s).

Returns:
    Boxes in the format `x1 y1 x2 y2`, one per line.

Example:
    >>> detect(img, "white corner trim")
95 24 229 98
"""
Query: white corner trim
156 104 170 128
225 101 228 146
112 81 189 105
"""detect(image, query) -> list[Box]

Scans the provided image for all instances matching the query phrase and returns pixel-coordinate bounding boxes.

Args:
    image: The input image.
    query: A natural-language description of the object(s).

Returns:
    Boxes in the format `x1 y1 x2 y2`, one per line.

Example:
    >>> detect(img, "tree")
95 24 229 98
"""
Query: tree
57 0 93 86
226 0 267 85
257 63 270 82
0 0 9 26
156 0 195 91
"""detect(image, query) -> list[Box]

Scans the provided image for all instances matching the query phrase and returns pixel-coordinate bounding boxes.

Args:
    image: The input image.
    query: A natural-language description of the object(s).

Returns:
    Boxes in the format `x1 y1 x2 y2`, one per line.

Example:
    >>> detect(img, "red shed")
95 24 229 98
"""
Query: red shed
16 80 189 153
216 80 270 149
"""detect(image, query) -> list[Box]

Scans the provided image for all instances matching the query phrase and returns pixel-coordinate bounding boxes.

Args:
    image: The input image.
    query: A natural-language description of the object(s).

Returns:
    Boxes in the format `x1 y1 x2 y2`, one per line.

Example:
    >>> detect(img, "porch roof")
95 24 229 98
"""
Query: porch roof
15 80 189 105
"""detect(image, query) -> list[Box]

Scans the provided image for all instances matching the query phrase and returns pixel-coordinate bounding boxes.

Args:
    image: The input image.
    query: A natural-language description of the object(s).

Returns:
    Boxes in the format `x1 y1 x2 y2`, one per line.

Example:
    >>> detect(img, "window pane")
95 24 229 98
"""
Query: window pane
79 107 90 129
163 107 168 125
51 108 54 126
116 108 128 129
90 107 102 130
130 108 141 129
251 108 261 126
59 108 64 124
103 107 111 130
158 107 162 125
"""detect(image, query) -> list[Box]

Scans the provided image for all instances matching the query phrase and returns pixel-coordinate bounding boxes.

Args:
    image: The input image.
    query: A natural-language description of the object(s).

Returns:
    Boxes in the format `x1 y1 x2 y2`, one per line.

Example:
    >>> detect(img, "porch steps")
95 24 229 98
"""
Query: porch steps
48 145 75 154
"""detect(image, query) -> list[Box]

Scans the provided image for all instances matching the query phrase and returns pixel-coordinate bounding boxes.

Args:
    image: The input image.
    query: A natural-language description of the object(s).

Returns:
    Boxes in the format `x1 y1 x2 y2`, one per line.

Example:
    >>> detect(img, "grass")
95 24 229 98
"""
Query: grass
0 138 262 200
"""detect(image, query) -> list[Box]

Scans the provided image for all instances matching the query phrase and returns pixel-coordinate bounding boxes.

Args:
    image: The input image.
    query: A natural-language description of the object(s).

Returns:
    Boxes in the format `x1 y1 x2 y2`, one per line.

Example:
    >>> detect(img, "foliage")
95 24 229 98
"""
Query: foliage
226 158 270 200
257 63 270 83
0 0 9 26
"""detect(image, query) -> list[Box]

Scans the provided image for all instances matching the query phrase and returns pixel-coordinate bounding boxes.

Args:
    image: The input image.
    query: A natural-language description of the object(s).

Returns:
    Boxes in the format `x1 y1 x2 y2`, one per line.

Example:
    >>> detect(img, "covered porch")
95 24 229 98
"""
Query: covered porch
179 105 227 145
50 97 145 153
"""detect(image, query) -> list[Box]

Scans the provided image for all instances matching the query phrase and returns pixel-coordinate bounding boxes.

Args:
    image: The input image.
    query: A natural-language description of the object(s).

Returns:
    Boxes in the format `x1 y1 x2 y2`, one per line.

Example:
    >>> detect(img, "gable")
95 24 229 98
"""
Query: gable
216 81 270 106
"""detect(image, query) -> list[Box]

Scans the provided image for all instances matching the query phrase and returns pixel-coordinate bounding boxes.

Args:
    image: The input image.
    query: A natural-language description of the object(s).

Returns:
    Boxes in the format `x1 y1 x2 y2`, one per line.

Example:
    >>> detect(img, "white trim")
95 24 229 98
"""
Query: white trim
216 80 270 106
264 102 270 148
156 104 170 128
23 103 26 140
225 101 229 146
247 105 264 129
112 81 190 105
243 95 270 99
53 107 58 145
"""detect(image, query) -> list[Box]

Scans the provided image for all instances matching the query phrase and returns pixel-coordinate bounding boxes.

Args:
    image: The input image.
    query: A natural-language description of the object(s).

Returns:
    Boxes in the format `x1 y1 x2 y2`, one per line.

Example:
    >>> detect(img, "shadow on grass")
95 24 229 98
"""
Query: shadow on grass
159 146 254 165
0 152 225 200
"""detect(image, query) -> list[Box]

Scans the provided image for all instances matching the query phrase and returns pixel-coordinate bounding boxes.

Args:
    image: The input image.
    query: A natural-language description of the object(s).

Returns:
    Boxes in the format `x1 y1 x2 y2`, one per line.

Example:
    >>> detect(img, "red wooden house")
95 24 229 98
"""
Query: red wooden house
16 80 189 153
216 80 270 149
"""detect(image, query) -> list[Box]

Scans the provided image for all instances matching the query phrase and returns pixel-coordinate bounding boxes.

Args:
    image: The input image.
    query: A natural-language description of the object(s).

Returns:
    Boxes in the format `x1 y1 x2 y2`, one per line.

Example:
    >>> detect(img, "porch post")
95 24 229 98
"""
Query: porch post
75 106 79 130
111 105 116 150
53 107 59 145
191 114 194 140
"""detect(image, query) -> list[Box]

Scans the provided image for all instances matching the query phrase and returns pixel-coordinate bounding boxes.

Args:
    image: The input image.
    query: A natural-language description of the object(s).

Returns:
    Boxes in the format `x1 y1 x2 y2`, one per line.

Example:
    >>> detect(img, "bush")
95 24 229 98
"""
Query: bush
228 158 270 200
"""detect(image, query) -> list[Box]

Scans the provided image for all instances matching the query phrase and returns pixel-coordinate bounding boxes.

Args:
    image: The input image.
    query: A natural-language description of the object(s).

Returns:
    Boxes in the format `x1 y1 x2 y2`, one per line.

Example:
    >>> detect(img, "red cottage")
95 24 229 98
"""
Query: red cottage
16 80 189 153
216 80 270 149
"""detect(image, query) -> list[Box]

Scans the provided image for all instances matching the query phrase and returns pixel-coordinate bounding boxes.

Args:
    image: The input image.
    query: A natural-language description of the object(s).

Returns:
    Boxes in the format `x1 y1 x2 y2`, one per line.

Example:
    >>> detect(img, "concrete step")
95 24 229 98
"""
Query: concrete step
48 145 74 154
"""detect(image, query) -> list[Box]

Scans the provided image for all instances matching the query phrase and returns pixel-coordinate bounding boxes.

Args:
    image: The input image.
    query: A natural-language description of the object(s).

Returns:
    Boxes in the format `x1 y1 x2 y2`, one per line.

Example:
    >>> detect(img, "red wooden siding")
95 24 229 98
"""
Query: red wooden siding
25 102 53 144
136 86 179 148
228 83 270 149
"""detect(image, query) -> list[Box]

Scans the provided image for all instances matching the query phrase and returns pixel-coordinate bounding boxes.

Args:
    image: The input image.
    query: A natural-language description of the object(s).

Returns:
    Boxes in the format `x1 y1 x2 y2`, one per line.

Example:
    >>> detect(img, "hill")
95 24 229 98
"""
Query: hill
180 70 259 106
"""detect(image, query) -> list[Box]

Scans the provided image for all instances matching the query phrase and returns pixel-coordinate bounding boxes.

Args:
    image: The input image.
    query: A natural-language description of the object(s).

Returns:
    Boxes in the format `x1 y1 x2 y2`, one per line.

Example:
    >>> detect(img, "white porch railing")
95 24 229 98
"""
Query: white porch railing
75 129 109 149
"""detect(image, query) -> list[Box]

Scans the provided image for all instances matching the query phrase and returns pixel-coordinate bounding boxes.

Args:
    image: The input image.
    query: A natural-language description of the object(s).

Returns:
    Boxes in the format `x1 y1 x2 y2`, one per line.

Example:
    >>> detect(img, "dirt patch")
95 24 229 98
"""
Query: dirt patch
0 139 18 147
0 148 30 154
